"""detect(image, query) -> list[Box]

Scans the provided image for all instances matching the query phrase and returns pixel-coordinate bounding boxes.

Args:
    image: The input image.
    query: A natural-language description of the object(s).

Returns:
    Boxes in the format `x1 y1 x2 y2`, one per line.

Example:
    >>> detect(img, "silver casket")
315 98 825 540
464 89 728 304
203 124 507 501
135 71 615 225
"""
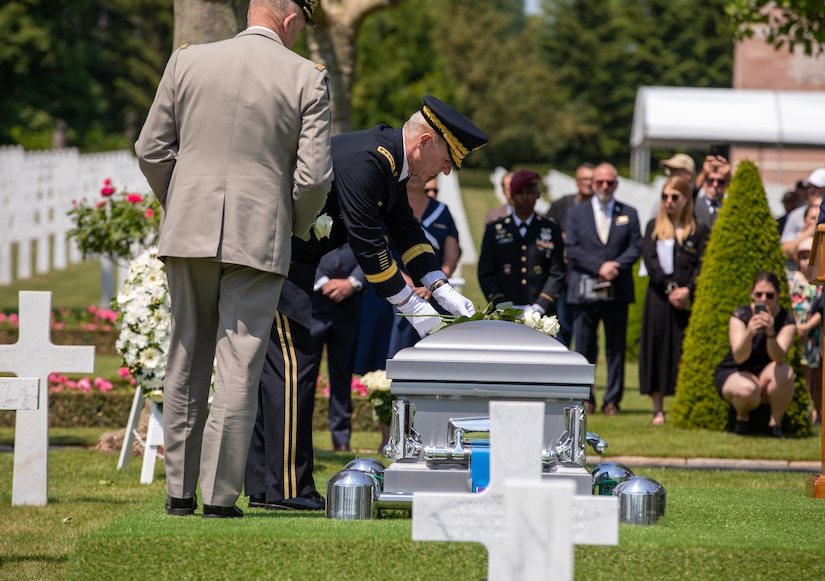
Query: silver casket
382 319 604 497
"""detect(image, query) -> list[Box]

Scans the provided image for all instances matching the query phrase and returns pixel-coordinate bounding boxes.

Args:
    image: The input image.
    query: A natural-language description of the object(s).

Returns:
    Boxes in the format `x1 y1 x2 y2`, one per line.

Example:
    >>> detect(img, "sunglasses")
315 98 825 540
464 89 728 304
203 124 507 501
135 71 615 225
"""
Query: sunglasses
661 193 681 202
705 178 726 186
424 188 439 194
595 179 616 186
754 291 776 299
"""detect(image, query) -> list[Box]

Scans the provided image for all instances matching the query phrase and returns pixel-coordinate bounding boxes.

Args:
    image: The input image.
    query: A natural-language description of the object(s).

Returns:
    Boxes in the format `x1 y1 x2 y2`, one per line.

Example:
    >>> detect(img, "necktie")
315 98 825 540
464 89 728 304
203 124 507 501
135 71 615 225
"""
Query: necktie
598 205 610 244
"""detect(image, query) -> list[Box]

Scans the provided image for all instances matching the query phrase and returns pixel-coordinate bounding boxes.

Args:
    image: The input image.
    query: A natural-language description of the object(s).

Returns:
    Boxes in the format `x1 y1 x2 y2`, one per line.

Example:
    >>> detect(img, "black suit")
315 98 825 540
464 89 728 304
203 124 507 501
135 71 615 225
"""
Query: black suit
477 214 565 314
246 125 444 503
310 244 365 448
565 198 642 409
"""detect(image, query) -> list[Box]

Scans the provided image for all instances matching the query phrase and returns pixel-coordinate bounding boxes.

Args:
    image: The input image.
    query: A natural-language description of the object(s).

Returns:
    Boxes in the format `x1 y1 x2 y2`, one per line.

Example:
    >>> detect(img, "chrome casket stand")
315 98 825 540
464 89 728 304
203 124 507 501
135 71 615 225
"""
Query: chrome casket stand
381 320 606 500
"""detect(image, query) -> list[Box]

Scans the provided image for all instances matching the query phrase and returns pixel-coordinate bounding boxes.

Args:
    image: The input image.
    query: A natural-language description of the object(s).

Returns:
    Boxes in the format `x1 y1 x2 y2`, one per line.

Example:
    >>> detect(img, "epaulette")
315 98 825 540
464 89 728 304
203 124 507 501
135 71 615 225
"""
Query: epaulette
178 43 190 50
315 62 326 72
376 146 398 177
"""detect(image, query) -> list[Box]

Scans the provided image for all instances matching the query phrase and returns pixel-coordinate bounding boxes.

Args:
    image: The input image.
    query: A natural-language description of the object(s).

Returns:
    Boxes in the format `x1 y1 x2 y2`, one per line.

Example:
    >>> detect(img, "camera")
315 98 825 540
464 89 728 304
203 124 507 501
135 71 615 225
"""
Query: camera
754 302 767 314
710 144 730 160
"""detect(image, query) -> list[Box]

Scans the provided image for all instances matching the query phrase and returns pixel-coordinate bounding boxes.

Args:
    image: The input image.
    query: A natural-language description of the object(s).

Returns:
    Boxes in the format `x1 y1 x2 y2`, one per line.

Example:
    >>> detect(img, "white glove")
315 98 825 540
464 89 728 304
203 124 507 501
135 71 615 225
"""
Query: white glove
522 303 545 317
396 292 442 337
432 283 476 317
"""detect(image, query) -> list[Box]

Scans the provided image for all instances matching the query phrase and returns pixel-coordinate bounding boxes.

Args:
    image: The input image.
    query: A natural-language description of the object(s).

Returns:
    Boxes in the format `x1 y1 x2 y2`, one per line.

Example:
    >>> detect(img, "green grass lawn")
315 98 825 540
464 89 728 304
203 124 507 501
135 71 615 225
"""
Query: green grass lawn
2 176 824 580
1 446 822 581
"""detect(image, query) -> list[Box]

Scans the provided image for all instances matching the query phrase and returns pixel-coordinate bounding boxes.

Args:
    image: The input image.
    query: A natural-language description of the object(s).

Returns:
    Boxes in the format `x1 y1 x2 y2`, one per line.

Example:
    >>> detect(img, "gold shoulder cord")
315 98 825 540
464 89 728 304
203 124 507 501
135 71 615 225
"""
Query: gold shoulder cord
376 146 397 177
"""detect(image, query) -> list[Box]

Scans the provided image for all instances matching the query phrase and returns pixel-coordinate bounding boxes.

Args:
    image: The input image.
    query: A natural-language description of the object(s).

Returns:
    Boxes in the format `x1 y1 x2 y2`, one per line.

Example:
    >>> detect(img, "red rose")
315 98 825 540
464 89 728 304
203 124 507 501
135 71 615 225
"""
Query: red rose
127 194 143 203
101 186 115 196
145 208 154 219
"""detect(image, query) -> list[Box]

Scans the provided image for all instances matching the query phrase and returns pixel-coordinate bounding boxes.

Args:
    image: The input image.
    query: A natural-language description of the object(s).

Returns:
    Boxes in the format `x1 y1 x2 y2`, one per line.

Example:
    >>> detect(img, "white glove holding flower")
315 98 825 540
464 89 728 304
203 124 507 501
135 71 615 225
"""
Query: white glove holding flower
432 283 476 317
521 303 545 318
396 292 442 337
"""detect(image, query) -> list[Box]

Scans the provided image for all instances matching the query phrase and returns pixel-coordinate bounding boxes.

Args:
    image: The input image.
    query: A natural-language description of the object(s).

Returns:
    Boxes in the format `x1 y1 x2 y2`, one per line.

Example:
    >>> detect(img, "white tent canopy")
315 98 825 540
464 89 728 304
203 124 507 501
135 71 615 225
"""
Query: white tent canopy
630 86 825 182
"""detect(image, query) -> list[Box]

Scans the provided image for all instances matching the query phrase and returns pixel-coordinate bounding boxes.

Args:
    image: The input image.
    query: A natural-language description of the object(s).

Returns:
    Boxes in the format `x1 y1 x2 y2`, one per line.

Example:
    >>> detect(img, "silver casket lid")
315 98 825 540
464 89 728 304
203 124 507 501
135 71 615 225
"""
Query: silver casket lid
386 320 594 397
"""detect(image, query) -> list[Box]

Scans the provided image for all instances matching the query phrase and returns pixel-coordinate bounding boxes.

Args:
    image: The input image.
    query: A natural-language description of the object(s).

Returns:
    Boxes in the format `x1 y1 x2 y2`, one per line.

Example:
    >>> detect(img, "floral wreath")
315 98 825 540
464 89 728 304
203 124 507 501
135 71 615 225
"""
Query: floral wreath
113 247 171 403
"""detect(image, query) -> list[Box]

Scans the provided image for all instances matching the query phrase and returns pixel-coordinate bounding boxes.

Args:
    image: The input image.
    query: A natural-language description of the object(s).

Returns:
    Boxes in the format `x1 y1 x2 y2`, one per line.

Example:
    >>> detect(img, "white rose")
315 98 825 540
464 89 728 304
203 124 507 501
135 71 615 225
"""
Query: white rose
522 310 541 329
313 213 333 239
147 389 164 403
539 315 560 337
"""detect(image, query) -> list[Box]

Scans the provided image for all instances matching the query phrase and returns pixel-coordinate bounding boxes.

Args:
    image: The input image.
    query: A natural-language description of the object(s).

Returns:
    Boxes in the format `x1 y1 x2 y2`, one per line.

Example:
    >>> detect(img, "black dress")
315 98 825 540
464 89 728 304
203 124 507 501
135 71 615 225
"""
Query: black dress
713 306 796 396
638 221 709 395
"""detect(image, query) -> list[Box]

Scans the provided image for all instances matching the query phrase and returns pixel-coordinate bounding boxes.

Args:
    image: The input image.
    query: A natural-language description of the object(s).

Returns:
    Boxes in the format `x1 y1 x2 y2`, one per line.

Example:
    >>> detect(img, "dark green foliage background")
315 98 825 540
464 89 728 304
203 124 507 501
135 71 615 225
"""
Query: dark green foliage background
671 161 810 434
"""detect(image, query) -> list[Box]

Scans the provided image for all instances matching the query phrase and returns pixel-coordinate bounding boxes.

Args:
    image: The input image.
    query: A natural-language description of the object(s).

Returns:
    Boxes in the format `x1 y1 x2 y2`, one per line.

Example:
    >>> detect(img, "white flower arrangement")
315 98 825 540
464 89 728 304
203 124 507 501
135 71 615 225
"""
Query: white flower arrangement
421 302 560 337
114 247 170 402
361 370 395 425
113 246 215 403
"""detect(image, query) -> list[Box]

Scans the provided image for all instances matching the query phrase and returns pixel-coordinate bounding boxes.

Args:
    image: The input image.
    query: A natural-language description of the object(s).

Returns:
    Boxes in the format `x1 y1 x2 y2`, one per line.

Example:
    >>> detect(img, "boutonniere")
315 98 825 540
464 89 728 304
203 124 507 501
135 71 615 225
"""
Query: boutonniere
615 215 629 225
313 213 333 239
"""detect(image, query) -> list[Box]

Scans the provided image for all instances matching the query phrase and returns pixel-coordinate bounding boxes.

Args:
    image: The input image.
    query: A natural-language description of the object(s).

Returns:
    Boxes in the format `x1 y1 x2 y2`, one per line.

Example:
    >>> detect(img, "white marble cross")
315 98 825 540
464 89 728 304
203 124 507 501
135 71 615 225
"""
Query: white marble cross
412 401 618 581
0 292 95 505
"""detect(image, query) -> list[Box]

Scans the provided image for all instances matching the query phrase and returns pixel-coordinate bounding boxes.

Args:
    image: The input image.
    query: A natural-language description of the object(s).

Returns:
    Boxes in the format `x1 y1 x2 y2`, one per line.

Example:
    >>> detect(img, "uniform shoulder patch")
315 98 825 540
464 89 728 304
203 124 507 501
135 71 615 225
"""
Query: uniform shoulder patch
315 62 326 72
376 146 397 177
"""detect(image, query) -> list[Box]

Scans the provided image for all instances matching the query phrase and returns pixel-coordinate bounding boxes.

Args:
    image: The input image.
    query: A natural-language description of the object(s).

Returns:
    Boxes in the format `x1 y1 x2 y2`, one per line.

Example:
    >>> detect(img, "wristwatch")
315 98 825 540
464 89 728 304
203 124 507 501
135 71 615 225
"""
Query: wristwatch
347 276 363 291
665 281 678 295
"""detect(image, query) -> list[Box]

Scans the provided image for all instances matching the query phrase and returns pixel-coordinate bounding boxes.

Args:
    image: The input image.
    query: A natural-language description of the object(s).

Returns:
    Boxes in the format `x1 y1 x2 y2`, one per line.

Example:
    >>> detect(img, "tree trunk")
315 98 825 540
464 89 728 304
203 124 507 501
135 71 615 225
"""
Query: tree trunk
307 0 406 135
171 0 405 134
173 0 246 47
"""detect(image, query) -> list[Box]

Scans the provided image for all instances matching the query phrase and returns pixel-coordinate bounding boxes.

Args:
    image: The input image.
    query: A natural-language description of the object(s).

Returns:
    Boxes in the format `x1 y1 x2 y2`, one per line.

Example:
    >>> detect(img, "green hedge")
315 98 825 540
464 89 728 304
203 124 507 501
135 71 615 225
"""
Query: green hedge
0 391 381 431
671 160 810 435
0 326 118 356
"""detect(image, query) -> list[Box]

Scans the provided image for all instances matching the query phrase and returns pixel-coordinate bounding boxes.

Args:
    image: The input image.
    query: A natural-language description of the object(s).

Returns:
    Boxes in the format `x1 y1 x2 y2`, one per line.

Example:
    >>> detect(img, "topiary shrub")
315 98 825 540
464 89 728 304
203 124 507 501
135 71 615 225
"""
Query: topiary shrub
671 160 810 434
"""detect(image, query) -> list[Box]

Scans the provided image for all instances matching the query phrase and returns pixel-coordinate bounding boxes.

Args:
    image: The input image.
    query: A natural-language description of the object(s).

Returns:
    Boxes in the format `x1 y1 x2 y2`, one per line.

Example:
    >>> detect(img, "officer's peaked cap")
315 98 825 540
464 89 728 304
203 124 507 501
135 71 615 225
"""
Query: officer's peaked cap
292 0 319 26
420 96 488 169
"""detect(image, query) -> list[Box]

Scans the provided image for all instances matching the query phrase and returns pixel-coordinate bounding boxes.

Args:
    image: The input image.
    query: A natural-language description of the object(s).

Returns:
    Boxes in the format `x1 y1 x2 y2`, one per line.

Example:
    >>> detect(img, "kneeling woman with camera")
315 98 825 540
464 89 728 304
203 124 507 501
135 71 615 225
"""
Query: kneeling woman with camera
713 271 796 438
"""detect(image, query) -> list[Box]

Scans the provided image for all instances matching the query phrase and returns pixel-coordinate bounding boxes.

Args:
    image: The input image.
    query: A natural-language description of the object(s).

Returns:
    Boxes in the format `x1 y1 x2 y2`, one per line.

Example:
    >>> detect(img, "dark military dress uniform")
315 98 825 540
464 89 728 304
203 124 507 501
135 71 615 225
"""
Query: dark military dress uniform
244 123 484 508
477 214 566 314
245 96 488 510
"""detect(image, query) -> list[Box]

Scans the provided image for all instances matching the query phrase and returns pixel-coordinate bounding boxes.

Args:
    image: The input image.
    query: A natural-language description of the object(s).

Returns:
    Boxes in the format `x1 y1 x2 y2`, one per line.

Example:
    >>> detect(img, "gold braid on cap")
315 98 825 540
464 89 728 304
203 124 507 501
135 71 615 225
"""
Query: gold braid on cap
421 104 469 169
303 0 319 19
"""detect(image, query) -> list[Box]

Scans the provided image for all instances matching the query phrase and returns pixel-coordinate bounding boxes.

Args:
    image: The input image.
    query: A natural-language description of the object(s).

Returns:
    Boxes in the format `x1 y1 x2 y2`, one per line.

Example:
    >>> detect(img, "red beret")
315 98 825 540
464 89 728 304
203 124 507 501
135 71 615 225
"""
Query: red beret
510 169 542 195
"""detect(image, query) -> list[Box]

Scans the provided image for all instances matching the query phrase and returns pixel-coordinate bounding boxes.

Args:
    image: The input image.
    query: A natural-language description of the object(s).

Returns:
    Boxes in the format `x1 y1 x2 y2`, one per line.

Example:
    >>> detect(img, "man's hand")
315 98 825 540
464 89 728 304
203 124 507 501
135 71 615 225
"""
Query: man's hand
432 284 476 317
598 261 620 281
321 279 355 303
396 293 442 337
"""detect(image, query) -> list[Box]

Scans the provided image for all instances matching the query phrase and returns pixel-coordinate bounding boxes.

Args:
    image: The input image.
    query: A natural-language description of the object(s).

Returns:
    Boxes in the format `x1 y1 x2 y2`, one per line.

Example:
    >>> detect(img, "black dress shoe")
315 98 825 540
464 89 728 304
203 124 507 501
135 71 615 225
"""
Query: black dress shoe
247 493 267 509
769 425 784 439
733 420 749 436
267 491 325 511
165 495 197 516
203 504 244 518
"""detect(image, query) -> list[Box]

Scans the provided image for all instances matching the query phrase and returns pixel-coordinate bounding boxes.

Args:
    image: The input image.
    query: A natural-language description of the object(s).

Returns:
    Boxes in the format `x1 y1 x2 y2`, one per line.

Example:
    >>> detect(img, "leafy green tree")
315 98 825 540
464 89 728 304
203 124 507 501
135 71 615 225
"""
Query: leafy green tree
539 0 732 171
728 0 825 55
432 2 578 168
351 0 451 130
0 0 173 150
671 160 810 435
